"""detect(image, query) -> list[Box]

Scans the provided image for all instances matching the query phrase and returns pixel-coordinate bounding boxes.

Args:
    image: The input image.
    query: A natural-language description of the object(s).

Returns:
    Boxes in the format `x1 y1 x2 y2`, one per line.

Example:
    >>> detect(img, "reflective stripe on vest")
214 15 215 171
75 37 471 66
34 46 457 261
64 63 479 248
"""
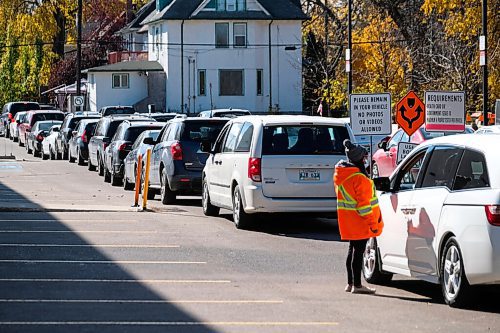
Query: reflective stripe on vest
337 172 378 216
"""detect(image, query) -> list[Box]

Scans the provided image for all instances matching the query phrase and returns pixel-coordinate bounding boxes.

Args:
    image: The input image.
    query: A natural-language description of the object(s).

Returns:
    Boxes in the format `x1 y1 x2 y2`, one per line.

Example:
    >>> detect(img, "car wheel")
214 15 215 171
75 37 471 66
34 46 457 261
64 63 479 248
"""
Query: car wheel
110 167 122 186
202 177 219 217
232 185 252 229
49 146 55 160
18 136 24 147
362 237 393 284
160 168 176 205
98 157 104 176
62 146 68 160
123 175 134 191
13 136 18 142
88 159 96 171
77 149 85 166
371 162 380 178
104 165 111 183
68 149 75 163
42 151 48 160
26 140 32 154
441 237 470 307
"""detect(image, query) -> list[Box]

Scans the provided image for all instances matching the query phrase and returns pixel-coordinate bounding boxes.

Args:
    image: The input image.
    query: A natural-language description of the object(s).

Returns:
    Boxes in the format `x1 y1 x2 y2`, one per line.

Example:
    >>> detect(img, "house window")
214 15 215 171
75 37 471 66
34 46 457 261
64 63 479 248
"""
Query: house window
233 23 247 47
215 23 229 48
213 0 246 11
256 69 263 96
89 74 95 85
198 70 206 96
112 74 129 89
219 70 243 96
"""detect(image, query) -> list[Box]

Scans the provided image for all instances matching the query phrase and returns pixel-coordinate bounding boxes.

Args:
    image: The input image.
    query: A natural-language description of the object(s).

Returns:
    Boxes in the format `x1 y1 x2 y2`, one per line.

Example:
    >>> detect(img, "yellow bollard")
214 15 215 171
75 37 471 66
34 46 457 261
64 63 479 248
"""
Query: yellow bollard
133 154 143 207
142 148 152 210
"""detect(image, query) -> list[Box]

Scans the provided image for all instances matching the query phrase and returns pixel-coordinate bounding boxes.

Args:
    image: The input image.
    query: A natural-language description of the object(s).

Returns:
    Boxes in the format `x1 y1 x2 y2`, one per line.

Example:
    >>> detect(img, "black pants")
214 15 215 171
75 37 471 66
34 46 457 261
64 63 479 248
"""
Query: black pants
346 239 368 287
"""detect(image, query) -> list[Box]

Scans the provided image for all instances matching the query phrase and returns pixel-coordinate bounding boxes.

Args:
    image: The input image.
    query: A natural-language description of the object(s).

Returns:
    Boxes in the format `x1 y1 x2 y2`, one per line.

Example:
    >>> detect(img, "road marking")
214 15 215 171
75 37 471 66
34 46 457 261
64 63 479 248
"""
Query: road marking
0 299 282 304
0 244 180 248
0 230 177 234
0 220 140 222
0 321 338 326
0 279 230 283
0 260 206 264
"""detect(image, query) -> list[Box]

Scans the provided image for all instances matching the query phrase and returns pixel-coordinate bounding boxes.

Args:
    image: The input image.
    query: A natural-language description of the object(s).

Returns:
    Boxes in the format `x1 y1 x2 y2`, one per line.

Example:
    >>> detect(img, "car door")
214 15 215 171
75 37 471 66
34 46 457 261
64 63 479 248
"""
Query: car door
204 125 230 205
377 147 430 276
378 130 403 176
150 124 172 186
404 146 463 278
216 123 244 205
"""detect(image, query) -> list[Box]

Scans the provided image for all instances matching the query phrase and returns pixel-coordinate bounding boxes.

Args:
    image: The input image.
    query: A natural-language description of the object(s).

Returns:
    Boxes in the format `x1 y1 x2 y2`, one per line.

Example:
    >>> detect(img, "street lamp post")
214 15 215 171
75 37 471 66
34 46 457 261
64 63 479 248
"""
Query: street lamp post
481 0 488 125
347 0 352 97
76 0 82 112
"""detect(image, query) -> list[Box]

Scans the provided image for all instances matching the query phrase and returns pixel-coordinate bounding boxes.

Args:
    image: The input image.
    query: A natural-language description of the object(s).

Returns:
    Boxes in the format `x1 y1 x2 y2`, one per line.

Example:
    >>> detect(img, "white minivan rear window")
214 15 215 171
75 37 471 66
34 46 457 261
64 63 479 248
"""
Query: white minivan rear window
262 125 349 155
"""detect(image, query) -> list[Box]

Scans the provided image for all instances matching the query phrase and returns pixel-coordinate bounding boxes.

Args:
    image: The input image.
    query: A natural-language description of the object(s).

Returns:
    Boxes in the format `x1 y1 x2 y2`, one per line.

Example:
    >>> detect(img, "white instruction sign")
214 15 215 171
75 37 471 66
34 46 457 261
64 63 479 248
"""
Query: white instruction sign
425 91 465 132
349 93 392 136
397 142 419 164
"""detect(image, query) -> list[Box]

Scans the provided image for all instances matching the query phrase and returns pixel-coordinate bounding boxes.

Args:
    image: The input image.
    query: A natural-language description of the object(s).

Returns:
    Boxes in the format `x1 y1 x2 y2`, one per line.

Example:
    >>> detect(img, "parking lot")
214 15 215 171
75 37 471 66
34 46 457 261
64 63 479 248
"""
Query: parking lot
0 136 499 333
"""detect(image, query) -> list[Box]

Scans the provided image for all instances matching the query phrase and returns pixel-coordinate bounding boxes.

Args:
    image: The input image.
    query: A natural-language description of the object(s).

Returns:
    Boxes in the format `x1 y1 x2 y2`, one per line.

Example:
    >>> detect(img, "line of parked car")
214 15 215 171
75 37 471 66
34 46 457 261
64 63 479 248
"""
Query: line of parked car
2 101 499 307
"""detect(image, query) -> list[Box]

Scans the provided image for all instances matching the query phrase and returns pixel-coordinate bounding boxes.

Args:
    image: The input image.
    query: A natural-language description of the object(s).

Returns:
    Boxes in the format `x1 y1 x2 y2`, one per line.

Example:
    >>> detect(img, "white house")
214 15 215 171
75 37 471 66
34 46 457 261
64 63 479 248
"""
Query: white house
117 0 156 53
142 0 307 114
83 61 165 112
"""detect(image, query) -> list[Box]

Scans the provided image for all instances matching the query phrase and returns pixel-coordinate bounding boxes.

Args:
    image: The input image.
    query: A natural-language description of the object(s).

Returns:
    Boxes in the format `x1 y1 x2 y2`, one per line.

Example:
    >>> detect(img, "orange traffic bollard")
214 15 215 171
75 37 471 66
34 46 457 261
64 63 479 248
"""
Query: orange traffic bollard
142 148 152 210
133 154 143 207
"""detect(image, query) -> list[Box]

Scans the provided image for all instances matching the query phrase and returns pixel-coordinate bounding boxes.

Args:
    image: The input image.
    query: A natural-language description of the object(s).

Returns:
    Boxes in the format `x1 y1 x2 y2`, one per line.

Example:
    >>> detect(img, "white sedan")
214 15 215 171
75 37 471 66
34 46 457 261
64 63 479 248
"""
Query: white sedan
42 125 61 160
475 125 500 134
365 134 500 307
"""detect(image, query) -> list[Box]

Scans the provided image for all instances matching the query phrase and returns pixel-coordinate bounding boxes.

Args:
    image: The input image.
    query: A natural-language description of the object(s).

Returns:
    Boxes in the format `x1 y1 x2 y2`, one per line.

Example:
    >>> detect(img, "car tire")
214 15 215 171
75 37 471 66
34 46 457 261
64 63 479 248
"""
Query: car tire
232 185 252 229
88 159 96 171
202 178 219 217
62 146 68 160
160 168 176 205
371 162 380 178
49 146 55 160
13 136 18 142
97 156 104 176
77 149 85 166
104 166 111 183
111 169 122 186
68 149 75 163
26 141 32 154
123 176 134 191
42 152 48 160
362 237 393 284
441 237 470 307
141 167 155 199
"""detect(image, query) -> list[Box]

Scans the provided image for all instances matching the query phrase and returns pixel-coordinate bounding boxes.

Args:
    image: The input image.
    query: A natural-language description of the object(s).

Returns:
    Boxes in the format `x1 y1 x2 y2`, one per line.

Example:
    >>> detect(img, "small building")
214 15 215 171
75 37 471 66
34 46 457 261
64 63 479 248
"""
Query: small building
83 61 166 113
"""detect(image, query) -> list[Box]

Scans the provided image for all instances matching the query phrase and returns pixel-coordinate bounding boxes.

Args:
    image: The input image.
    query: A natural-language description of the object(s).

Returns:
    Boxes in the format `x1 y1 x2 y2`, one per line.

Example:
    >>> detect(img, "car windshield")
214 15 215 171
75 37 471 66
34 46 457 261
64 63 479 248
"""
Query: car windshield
149 114 177 122
37 121 62 131
213 111 250 118
11 103 40 113
181 121 227 143
103 107 134 116
262 125 350 155
124 126 163 142
33 113 64 123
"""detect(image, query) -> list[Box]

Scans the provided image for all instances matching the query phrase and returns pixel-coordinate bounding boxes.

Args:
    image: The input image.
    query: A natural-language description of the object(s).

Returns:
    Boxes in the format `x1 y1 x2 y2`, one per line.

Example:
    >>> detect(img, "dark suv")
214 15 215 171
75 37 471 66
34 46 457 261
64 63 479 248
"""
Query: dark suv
1 102 40 138
88 115 152 174
56 112 101 160
99 106 135 117
103 120 165 185
146 117 228 204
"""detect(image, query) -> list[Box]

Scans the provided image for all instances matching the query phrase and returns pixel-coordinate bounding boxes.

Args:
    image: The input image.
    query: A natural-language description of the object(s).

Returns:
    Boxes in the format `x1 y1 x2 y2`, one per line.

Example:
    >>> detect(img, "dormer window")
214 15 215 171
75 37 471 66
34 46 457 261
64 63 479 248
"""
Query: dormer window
226 0 236 11
209 0 246 12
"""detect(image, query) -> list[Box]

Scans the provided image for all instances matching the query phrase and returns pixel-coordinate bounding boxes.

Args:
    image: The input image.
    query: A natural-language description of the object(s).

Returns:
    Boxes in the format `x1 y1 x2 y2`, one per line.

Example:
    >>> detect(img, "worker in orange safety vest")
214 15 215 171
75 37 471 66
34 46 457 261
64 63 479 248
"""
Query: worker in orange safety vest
334 139 384 294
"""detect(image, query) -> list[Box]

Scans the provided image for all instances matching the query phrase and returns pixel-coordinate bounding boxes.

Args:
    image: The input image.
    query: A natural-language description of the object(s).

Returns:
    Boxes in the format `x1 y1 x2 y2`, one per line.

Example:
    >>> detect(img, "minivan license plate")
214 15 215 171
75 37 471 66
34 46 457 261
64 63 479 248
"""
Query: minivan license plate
299 169 320 181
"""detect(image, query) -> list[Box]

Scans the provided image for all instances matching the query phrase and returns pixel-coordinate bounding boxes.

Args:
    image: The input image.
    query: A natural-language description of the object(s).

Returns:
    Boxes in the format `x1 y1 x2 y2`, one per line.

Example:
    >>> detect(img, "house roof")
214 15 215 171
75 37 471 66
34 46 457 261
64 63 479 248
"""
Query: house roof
118 0 156 34
83 61 164 73
142 0 307 25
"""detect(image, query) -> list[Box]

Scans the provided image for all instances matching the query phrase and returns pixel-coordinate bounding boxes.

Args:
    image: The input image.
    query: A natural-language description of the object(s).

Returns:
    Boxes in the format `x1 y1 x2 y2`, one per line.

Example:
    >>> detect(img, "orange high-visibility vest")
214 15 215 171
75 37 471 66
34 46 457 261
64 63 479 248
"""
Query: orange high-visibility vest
334 168 384 240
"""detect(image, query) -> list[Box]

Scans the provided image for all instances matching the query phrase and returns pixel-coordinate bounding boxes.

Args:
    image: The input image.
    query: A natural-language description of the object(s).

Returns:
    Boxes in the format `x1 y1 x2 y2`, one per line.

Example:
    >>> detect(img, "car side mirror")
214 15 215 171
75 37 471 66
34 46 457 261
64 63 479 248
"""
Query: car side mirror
373 177 391 192
52 127 59 132
72 130 78 137
378 140 388 151
143 137 155 145
200 140 213 153
102 137 110 144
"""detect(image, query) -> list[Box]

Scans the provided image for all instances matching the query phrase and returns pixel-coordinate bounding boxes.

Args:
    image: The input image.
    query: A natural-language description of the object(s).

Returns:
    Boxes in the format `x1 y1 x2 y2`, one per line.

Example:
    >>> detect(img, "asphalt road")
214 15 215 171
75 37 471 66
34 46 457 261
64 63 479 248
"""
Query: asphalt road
0 137 498 333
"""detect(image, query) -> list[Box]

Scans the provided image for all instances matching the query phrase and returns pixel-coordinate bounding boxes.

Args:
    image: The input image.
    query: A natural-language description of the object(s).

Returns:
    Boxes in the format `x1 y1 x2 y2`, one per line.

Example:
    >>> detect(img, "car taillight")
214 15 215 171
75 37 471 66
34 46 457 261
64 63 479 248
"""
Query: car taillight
485 205 500 226
81 130 87 143
8 114 13 122
118 143 132 151
248 157 261 182
171 142 183 160
36 134 44 141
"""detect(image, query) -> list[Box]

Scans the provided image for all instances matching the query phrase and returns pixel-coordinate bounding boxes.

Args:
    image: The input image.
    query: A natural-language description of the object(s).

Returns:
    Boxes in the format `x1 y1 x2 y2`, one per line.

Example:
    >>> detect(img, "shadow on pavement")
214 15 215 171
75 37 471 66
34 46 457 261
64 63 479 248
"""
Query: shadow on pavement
0 182 219 333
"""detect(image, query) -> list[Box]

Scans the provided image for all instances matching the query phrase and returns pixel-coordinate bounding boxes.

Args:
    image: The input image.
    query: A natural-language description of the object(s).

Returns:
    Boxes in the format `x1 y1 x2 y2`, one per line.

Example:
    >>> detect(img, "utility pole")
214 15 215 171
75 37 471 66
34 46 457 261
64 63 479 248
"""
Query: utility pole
347 0 352 97
324 6 329 117
481 0 488 125
76 0 82 111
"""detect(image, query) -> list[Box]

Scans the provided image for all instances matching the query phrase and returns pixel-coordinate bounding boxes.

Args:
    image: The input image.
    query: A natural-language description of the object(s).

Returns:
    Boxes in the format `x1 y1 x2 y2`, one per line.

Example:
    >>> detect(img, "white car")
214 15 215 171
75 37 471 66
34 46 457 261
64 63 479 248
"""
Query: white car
9 111 27 142
201 115 355 229
475 125 500 134
42 124 61 160
365 134 500 307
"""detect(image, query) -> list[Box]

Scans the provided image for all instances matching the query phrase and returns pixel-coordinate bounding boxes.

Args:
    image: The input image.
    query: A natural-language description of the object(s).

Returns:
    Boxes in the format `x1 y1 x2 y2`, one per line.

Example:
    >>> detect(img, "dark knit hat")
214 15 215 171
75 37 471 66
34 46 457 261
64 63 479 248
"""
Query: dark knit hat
343 139 367 163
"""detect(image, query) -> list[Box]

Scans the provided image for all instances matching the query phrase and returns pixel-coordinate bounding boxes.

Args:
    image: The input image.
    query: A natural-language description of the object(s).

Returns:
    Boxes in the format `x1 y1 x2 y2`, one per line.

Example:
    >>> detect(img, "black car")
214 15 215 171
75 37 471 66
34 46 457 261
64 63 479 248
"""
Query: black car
145 117 228 203
1 101 40 138
25 120 62 157
56 112 101 160
88 115 153 174
99 106 135 117
103 120 165 185
68 119 100 165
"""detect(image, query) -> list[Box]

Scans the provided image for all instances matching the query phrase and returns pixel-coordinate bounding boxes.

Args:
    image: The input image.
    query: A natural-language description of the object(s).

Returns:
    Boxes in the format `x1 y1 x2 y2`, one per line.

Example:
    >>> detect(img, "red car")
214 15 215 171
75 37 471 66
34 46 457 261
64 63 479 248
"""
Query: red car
371 127 445 177
18 110 65 147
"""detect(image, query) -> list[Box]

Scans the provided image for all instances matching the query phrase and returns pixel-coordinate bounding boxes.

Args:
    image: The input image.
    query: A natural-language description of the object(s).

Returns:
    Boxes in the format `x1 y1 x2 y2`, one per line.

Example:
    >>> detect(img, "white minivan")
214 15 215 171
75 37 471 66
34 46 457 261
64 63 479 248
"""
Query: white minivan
201 115 355 229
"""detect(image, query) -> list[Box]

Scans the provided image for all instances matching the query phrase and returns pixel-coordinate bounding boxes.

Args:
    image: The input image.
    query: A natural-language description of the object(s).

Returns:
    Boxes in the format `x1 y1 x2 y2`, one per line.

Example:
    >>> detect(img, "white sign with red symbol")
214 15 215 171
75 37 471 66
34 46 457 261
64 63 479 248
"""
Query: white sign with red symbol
397 142 419 164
